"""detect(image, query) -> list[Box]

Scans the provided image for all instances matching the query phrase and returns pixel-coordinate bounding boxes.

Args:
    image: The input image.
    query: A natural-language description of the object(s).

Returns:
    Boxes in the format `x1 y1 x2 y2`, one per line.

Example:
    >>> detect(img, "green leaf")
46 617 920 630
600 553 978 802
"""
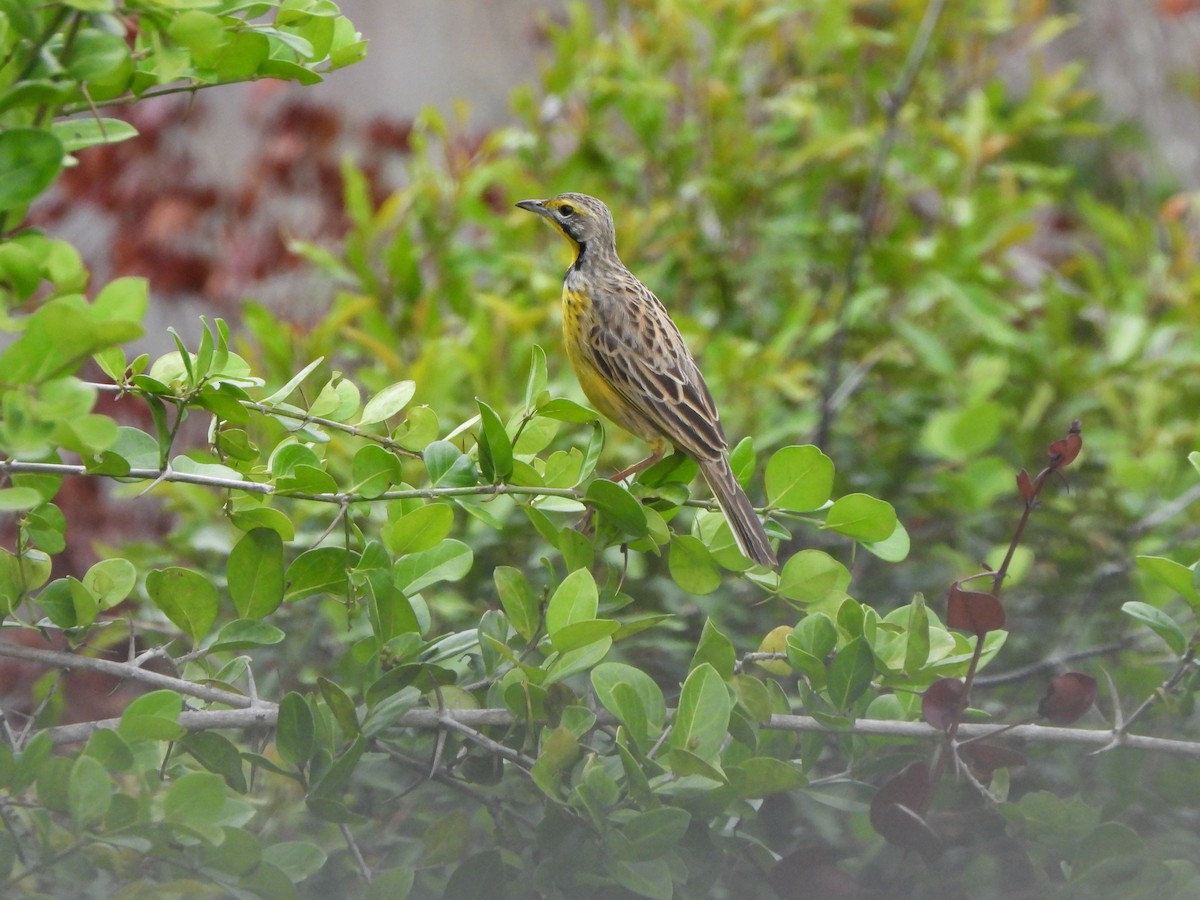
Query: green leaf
229 506 294 540
669 534 721 594
690 618 735 679
0 487 42 511
182 731 248 794
228 528 284 618
318 677 360 738
579 420 605 481
1121 601 1187 655
524 345 548 409
309 374 360 420
357 381 416 425
670 663 731 761
610 683 650 750
765 445 834 511
366 571 420 642
778 549 851 604
827 636 874 709
68 755 112 829
0 296 141 385
276 693 316 768
119 690 185 742
903 594 931 673
163 772 226 825
1135 556 1199 604
921 400 1006 459
145 567 219 643
64 26 128 80
613 859 673 900
392 540 473 594
424 440 476 487
82 558 136 610
537 397 598 423
862 519 911 562
262 357 324 404
727 757 808 798
263 841 328 882
37 577 97 629
351 444 402 498
311 735 365 799
49 118 138 153
0 81 73 117
168 10 225 61
382 503 454 555
823 493 897 542
83 729 133 772
0 128 62 211
544 638 612 683
285 547 350 600
548 618 620 652
210 619 286 652
611 807 691 861
365 868 414 900
585 479 648 537
545 568 598 636
476 399 513 482
494 566 538 642
591 662 667 737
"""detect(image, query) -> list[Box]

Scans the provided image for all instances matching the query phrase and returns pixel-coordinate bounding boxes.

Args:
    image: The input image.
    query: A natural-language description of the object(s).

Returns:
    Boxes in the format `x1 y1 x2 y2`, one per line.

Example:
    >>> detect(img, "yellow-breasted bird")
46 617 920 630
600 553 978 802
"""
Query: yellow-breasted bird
516 192 777 567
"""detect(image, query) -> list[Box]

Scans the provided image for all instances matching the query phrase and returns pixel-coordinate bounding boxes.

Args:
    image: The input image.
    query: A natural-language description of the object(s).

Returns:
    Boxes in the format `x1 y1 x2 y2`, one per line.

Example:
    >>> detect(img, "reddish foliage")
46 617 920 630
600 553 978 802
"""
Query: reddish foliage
921 678 966 731
869 761 940 859
1038 672 1097 725
946 584 1005 636
1016 468 1035 501
1047 420 1082 469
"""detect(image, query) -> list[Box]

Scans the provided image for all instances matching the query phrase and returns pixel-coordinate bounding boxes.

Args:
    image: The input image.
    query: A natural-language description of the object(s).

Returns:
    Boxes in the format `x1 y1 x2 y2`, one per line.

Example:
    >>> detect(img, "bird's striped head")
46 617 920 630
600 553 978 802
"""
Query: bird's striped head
516 193 617 257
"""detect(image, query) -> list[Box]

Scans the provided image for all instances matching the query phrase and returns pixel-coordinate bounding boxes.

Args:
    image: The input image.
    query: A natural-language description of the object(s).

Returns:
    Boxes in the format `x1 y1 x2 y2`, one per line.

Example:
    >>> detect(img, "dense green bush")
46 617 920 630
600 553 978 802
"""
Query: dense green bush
3 1 1200 898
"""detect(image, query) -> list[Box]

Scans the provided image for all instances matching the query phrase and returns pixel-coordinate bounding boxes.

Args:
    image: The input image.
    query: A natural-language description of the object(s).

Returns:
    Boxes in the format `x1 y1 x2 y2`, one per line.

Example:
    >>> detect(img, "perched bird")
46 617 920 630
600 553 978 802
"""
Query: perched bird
516 192 777 567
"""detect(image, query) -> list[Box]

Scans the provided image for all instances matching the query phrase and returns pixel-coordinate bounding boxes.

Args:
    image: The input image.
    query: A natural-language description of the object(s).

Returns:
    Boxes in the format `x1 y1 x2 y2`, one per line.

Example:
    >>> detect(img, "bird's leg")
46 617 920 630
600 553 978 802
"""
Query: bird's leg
607 445 666 484
577 443 666 536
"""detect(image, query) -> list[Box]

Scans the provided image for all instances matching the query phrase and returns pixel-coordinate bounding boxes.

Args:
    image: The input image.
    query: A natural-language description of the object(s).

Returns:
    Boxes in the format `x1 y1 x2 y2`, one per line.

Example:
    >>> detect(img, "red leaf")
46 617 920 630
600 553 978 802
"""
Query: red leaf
921 678 965 731
946 584 1006 636
1016 468 1035 501
1038 672 1097 725
1047 421 1082 469
869 762 940 859
961 742 1027 779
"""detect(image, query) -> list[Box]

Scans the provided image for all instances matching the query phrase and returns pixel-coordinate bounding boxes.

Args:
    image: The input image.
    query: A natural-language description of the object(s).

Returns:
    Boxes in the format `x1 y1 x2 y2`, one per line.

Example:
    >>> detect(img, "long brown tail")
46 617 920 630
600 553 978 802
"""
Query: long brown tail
698 456 777 568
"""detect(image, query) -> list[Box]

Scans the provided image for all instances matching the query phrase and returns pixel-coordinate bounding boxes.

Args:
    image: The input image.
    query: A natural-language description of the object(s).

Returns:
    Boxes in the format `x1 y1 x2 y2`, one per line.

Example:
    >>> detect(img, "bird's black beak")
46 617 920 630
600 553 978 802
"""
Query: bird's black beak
516 199 551 219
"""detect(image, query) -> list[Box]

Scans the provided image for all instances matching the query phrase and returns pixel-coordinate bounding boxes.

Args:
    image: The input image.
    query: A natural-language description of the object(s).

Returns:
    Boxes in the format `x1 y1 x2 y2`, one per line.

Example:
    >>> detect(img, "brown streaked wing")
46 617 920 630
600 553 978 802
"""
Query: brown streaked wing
584 271 727 460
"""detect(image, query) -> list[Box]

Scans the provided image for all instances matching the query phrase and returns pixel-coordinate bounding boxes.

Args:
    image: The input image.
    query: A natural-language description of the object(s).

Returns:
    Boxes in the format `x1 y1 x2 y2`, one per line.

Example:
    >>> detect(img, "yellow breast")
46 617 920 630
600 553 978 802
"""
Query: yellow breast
561 286 652 440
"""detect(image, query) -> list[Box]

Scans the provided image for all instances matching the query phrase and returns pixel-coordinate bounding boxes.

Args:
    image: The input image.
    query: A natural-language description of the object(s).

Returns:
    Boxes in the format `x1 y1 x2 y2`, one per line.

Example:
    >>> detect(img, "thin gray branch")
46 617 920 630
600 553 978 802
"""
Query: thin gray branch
0 642 252 708
35 704 1200 760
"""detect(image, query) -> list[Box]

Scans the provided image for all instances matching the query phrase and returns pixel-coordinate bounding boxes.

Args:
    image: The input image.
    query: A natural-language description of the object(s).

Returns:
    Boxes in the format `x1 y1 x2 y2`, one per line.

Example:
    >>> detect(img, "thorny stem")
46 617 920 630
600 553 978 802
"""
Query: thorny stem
943 421 1083 754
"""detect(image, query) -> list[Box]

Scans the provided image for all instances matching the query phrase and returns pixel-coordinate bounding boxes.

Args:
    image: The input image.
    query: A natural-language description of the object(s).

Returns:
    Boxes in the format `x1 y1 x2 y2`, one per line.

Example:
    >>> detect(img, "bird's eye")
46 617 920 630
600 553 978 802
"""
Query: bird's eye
558 204 575 217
